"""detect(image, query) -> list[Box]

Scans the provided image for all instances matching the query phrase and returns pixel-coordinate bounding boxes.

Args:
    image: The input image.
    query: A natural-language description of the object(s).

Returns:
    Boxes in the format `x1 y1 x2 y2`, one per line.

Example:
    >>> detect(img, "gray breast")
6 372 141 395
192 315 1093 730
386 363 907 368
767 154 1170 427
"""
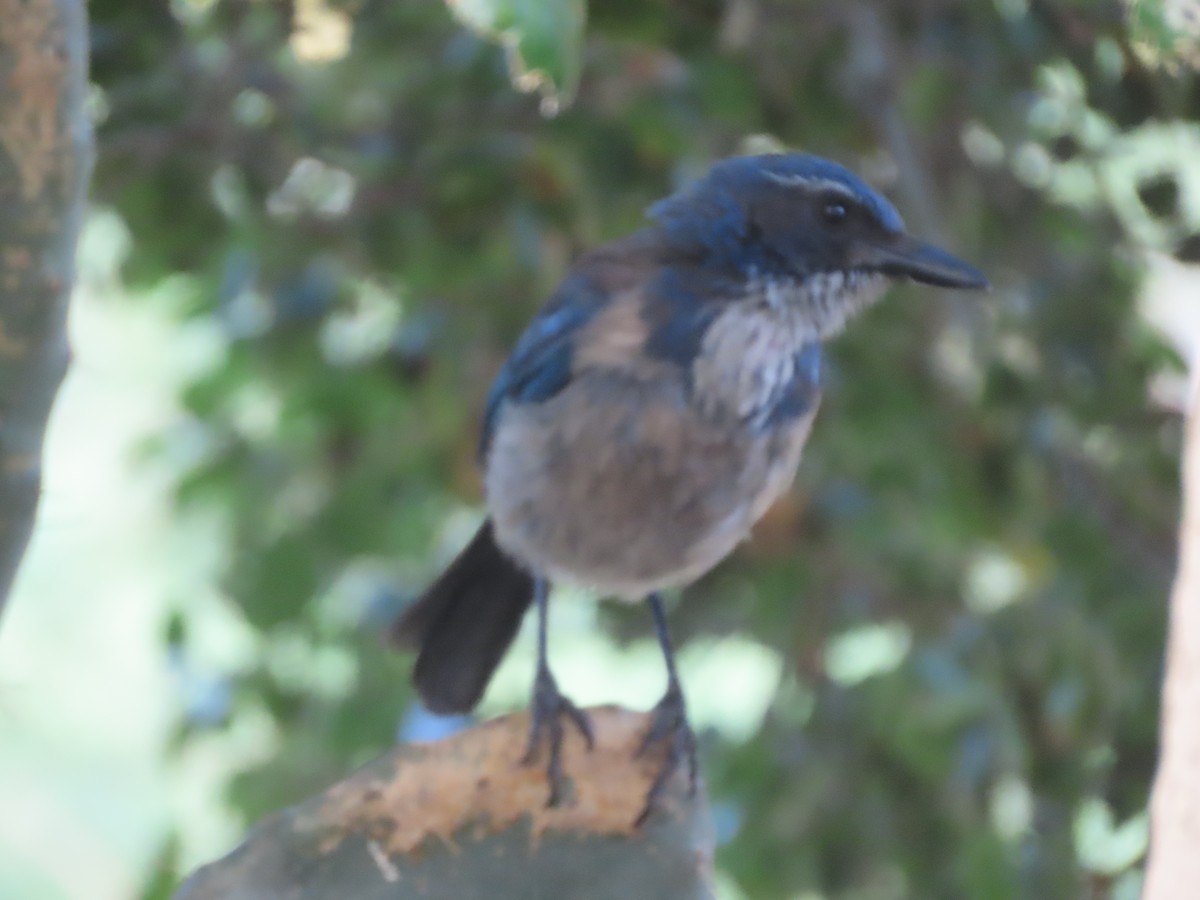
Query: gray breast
485 345 821 599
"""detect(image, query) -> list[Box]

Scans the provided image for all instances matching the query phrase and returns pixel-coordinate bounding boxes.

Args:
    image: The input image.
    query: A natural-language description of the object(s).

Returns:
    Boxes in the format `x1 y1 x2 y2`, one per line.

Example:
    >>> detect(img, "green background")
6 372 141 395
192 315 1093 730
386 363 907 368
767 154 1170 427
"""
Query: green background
4 0 1199 897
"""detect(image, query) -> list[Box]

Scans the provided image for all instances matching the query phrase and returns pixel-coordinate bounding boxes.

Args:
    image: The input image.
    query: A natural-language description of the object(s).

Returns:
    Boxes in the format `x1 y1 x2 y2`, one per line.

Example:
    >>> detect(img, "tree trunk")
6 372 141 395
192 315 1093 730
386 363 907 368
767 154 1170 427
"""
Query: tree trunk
0 0 93 619
1143 372 1200 899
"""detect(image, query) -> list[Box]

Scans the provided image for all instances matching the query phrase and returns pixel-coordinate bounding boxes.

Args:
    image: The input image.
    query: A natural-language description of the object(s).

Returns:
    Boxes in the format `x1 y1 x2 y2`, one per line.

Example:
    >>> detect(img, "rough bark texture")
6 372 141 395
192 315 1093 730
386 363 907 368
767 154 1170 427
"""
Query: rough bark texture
176 706 716 899
0 0 93 618
1144 377 1200 900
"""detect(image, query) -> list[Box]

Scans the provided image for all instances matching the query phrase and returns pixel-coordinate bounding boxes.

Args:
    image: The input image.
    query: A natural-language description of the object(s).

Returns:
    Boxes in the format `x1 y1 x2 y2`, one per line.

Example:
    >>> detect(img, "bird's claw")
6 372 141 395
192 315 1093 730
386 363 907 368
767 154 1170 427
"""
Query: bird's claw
634 683 698 826
521 666 593 806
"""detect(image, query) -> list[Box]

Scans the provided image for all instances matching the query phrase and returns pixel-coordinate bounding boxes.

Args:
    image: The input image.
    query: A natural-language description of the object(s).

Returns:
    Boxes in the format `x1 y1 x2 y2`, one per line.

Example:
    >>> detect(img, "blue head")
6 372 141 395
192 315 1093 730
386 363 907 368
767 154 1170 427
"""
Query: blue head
649 153 987 294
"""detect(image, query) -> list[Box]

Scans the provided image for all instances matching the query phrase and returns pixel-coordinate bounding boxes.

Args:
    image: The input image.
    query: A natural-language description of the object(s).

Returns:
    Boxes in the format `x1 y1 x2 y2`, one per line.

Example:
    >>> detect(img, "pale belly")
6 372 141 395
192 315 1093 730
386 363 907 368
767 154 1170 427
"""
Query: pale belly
484 373 818 599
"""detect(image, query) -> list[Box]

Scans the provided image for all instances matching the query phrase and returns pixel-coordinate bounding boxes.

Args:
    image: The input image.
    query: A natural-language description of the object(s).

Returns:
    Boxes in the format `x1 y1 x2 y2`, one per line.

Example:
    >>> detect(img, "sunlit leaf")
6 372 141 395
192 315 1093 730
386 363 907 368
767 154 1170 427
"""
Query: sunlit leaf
444 0 586 113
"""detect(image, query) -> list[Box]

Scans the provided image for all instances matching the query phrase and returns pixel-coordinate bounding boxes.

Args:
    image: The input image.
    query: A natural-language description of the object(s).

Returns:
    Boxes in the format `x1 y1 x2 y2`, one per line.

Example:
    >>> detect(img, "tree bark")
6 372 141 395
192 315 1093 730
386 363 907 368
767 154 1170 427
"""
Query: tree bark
175 707 716 899
1144 373 1200 899
0 0 93 619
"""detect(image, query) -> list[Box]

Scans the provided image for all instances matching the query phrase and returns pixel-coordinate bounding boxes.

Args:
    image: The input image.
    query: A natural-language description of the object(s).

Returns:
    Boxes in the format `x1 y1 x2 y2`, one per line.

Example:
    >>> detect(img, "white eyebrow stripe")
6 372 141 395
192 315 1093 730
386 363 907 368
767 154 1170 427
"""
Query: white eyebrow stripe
762 172 859 199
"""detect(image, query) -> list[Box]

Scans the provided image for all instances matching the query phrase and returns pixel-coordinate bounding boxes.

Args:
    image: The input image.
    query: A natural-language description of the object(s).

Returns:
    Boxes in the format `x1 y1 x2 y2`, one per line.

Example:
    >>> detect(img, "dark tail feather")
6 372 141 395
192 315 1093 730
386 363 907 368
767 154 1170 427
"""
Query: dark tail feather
388 520 534 714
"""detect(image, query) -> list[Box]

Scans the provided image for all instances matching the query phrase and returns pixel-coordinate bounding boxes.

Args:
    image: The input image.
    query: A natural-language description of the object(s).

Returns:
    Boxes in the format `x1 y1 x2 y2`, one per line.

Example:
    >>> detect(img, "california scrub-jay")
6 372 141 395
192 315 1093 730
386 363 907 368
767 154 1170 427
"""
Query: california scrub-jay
389 152 987 820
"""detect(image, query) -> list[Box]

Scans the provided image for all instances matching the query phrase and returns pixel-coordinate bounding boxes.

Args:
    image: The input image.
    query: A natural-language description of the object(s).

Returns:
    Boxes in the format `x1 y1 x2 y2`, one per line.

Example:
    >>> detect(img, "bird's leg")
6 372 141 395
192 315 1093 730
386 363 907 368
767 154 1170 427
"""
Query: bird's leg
635 592 698 826
521 577 594 805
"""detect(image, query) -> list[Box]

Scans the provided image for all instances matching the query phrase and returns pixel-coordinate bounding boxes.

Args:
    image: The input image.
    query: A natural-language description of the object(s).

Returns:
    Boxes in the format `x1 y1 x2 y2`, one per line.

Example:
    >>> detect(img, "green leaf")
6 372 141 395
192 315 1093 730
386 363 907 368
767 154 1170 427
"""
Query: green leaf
1126 0 1200 70
445 0 587 113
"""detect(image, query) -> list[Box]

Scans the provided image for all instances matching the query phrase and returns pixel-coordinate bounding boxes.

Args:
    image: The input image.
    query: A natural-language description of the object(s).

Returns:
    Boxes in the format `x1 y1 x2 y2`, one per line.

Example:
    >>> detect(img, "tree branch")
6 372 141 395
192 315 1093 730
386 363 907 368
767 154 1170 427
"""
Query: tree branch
175 707 716 899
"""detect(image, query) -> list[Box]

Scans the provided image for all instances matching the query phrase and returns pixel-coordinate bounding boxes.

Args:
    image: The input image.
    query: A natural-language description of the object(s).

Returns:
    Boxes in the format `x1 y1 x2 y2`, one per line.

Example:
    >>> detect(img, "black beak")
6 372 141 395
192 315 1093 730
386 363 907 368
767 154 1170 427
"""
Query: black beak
859 235 989 290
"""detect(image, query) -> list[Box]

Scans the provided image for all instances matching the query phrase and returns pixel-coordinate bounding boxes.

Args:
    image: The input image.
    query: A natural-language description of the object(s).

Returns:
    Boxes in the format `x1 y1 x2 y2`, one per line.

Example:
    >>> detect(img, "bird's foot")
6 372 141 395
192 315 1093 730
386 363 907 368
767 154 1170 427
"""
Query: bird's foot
634 682 698 827
520 666 594 806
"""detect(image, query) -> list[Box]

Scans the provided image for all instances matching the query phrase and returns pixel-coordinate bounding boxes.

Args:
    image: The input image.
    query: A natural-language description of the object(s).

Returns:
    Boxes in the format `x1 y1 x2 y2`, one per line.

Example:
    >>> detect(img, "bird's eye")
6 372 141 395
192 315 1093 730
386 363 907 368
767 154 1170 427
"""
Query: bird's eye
823 202 847 225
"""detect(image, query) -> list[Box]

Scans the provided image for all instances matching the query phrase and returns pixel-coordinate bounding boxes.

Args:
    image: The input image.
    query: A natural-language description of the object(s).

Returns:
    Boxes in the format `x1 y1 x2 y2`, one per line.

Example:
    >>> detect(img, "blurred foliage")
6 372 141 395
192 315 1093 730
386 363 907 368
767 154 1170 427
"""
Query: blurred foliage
445 0 588 113
86 0 1200 897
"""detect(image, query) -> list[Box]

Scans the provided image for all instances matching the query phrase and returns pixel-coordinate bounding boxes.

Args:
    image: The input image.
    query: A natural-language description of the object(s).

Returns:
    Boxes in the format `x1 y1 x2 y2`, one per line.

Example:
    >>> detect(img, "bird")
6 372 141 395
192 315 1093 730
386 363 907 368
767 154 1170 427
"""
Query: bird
388 152 988 821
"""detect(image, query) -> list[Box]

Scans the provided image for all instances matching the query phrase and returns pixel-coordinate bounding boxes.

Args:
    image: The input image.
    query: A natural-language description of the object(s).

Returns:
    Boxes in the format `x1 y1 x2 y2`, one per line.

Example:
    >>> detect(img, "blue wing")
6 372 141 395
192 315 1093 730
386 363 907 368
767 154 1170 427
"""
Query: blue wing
478 273 611 460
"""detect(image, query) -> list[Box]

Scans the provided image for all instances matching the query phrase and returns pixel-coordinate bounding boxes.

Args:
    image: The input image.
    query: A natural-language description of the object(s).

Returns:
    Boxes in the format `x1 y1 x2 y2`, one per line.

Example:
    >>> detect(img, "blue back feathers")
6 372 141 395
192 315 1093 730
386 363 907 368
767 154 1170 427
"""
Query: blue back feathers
479 273 607 459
